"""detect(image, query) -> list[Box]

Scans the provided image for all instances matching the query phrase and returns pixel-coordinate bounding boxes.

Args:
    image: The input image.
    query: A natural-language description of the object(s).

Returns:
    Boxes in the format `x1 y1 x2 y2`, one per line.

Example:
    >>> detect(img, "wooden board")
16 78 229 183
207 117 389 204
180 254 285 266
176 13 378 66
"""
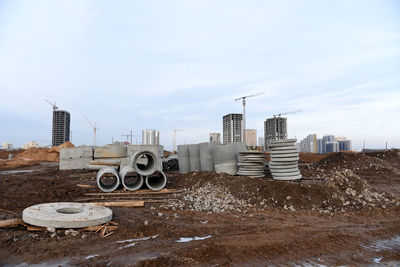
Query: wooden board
84 188 180 196
88 201 145 207
0 218 23 228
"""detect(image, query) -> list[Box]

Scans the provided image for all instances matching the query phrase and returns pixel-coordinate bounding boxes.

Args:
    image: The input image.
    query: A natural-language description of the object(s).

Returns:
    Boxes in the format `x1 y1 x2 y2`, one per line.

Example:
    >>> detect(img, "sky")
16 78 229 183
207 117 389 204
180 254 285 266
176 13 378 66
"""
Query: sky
0 0 399 150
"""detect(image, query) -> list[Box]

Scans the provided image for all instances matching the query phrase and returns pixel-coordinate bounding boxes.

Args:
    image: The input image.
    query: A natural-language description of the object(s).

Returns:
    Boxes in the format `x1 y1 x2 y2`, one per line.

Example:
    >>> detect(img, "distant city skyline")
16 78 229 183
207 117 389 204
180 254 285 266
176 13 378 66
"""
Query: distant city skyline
0 1 399 150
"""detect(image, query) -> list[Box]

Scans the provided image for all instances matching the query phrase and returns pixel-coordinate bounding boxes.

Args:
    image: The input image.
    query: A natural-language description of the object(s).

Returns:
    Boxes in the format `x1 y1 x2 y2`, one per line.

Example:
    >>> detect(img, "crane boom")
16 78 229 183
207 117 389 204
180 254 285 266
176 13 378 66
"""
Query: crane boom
45 99 58 110
274 110 302 117
83 115 97 146
234 92 265 144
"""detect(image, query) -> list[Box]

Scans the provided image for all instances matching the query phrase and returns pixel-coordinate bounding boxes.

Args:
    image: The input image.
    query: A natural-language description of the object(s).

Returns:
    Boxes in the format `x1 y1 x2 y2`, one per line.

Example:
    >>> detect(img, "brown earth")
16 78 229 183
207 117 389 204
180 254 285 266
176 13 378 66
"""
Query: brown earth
0 149 24 159
299 152 332 163
0 150 399 266
0 142 74 170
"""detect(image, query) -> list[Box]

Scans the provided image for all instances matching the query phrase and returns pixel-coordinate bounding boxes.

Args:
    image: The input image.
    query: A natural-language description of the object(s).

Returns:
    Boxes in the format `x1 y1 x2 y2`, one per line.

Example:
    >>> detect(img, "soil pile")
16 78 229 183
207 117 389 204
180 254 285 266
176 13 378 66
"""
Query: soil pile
0 142 74 170
299 152 331 163
0 149 24 159
315 151 400 176
163 169 399 214
49 141 74 153
14 148 59 162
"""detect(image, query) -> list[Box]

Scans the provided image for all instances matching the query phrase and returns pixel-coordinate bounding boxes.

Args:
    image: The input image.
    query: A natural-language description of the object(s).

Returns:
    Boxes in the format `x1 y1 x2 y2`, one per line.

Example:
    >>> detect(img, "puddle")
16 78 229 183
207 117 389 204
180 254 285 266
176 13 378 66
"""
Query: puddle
364 235 400 252
176 235 212 243
85 254 99 259
117 235 158 250
0 170 36 175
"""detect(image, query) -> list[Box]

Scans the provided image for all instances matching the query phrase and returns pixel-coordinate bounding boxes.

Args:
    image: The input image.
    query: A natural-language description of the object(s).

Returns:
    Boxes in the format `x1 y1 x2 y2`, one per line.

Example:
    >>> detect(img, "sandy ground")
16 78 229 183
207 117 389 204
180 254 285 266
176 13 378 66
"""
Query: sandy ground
0 150 400 266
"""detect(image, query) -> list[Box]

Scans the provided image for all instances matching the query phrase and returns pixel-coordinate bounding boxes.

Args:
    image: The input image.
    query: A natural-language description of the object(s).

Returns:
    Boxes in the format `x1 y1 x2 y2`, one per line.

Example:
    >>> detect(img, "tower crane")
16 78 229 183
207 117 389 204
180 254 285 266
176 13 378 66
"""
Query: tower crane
83 115 98 147
45 99 58 110
235 92 264 144
173 127 185 154
273 110 302 118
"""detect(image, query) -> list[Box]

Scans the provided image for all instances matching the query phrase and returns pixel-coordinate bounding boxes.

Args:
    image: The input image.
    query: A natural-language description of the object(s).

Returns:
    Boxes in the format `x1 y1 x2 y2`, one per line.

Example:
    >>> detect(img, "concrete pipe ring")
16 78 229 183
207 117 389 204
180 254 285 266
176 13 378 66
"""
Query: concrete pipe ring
131 150 159 176
120 166 144 191
96 167 121 192
145 171 167 191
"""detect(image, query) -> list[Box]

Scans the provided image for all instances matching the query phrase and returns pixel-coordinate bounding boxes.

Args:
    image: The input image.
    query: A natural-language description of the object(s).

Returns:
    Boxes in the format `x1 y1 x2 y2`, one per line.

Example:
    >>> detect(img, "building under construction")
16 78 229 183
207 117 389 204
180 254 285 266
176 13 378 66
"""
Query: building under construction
52 109 70 147
264 116 287 149
223 113 243 144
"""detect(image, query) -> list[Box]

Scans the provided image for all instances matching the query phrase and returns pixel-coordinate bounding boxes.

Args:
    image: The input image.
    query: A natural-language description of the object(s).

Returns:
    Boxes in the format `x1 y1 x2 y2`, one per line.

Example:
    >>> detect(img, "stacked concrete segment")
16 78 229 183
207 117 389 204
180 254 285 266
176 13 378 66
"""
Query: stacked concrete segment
177 145 190 174
237 151 266 178
189 144 201 172
199 142 218 171
60 146 93 170
268 139 302 180
213 142 246 175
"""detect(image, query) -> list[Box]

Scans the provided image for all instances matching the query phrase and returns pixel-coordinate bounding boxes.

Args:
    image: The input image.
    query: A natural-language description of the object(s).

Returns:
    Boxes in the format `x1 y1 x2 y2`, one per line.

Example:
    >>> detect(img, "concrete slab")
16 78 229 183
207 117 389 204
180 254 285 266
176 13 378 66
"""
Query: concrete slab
189 144 201 172
270 153 299 158
60 158 92 170
270 157 299 162
272 171 301 177
22 202 112 228
273 174 302 180
269 146 298 150
94 146 127 158
269 167 299 172
177 145 190 174
60 146 93 159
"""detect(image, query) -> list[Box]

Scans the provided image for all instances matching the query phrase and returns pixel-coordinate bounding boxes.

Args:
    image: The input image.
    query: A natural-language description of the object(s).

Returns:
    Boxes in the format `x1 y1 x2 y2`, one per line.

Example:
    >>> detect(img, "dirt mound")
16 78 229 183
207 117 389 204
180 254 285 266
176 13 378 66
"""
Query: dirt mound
50 141 75 153
0 149 24 159
162 169 399 214
14 147 59 162
299 152 332 163
316 151 400 175
0 142 75 170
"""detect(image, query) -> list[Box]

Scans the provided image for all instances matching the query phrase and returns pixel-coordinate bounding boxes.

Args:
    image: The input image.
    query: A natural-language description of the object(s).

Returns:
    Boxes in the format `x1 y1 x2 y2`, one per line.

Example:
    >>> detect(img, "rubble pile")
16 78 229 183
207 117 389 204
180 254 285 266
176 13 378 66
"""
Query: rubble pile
322 169 398 212
316 152 400 175
161 181 250 213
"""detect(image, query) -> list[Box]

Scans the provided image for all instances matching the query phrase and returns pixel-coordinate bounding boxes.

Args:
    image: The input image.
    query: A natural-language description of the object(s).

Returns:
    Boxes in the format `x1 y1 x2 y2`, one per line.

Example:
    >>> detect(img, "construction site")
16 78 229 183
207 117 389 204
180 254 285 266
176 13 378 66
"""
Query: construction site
0 139 400 266
1 2 399 266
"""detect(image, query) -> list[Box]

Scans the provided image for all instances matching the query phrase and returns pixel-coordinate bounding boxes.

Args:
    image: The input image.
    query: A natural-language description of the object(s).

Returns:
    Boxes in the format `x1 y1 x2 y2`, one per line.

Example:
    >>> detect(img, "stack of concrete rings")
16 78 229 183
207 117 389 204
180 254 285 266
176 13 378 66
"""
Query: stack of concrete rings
237 151 266 178
96 150 167 192
268 139 302 180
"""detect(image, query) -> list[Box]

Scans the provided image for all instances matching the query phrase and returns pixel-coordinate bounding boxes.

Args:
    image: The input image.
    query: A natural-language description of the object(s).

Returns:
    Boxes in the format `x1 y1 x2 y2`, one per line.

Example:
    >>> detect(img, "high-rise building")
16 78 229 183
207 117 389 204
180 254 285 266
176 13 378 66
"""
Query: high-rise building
245 129 257 147
299 134 317 153
322 135 335 154
209 133 221 143
52 110 70 147
317 139 323 154
223 113 243 144
264 117 287 149
325 141 339 153
338 140 352 151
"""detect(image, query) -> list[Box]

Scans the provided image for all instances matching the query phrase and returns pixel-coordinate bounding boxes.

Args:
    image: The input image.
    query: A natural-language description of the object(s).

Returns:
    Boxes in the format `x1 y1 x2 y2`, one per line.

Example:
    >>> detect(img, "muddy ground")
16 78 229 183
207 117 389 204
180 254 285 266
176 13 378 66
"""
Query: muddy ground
0 151 400 266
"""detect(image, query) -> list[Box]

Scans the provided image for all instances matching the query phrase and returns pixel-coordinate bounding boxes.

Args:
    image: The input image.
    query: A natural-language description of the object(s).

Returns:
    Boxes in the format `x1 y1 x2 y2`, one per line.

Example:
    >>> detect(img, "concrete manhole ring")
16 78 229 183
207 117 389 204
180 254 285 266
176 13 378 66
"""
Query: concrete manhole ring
22 202 113 228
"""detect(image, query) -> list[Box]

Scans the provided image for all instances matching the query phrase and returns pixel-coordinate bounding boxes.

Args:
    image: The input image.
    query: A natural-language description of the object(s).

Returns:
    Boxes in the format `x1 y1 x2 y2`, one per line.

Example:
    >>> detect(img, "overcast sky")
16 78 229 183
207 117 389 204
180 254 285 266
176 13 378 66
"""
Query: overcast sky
0 0 399 150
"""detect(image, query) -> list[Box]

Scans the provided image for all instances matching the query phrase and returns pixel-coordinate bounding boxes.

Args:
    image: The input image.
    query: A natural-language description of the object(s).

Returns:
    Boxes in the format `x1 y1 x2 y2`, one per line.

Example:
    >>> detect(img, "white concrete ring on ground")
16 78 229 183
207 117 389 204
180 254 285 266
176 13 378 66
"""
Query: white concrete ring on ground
22 202 112 228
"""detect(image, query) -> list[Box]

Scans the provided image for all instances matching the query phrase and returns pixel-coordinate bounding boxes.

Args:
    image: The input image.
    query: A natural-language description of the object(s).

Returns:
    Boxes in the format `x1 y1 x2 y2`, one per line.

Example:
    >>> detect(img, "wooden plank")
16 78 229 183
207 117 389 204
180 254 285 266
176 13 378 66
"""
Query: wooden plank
0 208 18 215
27 225 46 231
0 218 23 228
75 196 171 201
76 184 97 189
88 201 145 207
84 189 181 196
